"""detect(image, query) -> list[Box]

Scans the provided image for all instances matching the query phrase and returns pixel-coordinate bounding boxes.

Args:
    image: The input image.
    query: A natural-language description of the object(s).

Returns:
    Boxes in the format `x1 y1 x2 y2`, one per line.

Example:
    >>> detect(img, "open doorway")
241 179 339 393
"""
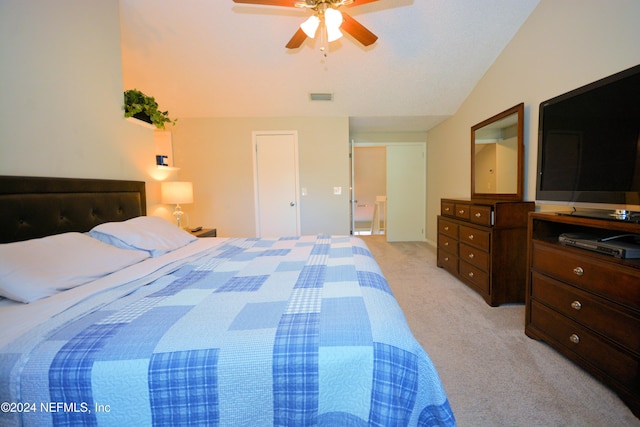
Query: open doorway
350 142 426 241
352 145 386 235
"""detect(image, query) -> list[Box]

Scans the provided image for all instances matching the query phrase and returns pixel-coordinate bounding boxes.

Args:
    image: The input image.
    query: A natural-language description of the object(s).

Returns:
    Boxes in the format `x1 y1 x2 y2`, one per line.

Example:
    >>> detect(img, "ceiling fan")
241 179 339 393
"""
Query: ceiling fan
232 0 379 49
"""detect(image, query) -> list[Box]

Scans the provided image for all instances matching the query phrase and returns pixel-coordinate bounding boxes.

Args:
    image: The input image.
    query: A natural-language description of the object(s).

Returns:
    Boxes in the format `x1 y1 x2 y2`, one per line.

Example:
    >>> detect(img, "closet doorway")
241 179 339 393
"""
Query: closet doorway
351 142 426 242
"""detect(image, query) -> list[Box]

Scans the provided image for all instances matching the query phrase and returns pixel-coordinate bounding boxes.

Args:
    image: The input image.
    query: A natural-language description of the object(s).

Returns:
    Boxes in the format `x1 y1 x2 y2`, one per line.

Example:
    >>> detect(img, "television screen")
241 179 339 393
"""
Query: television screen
536 64 640 217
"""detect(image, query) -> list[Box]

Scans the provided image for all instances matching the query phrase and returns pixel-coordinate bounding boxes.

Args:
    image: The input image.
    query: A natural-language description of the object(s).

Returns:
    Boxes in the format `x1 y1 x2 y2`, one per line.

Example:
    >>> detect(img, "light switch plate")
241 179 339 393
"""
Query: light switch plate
333 186 342 195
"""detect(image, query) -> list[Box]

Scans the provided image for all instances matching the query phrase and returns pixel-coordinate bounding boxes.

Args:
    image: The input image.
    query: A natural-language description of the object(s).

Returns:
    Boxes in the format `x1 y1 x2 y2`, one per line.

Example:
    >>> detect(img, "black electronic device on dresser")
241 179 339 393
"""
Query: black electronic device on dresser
536 63 640 220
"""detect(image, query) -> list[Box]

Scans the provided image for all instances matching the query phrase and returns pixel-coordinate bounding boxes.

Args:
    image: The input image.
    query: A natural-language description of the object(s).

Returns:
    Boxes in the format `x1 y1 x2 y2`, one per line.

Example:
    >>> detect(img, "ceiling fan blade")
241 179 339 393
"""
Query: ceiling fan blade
232 0 296 7
341 13 378 46
285 27 307 49
345 0 379 7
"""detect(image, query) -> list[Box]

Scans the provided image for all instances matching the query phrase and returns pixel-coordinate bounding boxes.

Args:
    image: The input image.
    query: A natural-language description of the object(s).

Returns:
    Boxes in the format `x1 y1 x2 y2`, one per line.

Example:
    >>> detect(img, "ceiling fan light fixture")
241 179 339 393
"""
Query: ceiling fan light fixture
324 7 343 29
234 0 377 50
324 8 343 41
300 15 320 38
326 26 343 42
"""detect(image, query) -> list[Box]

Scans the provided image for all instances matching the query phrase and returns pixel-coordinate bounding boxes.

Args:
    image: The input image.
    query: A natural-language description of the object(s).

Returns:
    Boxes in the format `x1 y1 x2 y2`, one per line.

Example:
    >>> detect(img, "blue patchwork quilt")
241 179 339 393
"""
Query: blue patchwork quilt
0 235 455 426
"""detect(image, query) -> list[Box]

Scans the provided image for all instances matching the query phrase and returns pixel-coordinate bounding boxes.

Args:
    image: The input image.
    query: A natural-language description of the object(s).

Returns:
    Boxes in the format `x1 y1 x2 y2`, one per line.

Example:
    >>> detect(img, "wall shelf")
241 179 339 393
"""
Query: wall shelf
125 116 155 129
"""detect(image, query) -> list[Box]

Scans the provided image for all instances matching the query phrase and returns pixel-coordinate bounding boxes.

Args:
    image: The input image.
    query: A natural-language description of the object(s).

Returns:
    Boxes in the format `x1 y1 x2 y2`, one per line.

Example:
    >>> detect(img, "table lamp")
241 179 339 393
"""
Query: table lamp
161 181 193 228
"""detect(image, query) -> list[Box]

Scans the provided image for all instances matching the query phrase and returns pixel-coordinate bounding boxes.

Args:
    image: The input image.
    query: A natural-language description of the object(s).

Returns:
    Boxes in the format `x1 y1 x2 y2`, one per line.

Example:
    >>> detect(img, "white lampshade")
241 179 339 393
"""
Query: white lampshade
326 25 343 42
324 8 343 42
300 15 320 38
161 181 193 205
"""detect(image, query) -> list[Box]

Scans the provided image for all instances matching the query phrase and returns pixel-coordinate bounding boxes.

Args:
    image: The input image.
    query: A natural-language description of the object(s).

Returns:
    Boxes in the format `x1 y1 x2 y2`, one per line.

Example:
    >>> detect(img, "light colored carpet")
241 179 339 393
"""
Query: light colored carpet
361 235 639 427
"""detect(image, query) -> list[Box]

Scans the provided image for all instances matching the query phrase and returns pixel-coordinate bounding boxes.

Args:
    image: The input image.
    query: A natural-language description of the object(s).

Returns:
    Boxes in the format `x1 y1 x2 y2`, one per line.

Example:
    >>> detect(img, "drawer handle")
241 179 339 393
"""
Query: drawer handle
444 242 449 246
445 207 450 212
459 209 465 214
571 300 582 311
475 212 481 218
444 226 449 231
569 334 580 344
468 253 475 259
573 267 584 276
468 234 474 240
468 272 474 278
444 257 449 262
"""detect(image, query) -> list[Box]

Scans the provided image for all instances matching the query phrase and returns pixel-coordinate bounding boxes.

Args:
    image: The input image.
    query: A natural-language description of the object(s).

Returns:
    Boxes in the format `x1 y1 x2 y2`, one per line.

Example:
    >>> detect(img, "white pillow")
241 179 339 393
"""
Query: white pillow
0 233 150 303
89 216 197 257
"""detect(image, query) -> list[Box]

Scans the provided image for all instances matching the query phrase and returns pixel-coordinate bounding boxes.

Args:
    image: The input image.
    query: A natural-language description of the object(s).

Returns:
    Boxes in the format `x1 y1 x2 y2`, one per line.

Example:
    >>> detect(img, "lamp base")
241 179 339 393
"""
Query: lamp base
172 204 185 228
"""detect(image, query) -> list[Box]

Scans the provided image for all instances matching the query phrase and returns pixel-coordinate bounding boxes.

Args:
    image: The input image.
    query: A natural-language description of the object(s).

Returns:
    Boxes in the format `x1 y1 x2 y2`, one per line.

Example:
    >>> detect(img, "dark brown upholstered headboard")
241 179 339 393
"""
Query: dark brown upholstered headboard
0 176 146 243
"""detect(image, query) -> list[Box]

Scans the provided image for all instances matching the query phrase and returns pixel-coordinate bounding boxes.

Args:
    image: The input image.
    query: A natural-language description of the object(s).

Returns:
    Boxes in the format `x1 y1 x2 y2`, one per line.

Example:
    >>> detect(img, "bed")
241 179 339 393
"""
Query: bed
0 176 455 426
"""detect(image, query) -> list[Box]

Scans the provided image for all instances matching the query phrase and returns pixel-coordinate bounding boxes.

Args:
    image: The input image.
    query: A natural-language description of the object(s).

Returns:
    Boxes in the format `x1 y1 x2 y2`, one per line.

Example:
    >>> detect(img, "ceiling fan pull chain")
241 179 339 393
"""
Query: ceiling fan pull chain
319 21 329 57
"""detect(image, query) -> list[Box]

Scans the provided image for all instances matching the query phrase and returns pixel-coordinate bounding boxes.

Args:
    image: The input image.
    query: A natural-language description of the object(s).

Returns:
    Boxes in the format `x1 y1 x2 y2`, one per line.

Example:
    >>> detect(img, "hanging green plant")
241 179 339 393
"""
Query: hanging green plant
123 89 177 129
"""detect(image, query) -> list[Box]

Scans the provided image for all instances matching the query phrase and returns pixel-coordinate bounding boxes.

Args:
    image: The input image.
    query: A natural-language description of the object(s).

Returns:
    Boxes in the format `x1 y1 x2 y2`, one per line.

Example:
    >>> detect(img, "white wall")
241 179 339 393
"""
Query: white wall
0 0 162 207
426 0 640 244
172 117 350 237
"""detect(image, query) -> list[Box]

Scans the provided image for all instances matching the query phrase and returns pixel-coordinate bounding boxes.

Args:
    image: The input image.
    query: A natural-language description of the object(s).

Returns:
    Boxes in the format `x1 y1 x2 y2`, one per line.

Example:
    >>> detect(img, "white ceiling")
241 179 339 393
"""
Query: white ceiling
119 0 540 133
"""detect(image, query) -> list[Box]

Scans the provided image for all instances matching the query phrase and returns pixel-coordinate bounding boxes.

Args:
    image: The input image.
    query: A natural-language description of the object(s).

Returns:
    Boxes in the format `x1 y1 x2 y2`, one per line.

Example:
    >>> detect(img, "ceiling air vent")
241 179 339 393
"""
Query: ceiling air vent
310 93 333 101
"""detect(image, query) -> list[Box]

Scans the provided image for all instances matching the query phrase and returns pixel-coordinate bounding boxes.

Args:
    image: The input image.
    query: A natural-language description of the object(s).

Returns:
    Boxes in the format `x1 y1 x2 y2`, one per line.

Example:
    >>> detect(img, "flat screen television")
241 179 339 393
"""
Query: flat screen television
536 63 640 222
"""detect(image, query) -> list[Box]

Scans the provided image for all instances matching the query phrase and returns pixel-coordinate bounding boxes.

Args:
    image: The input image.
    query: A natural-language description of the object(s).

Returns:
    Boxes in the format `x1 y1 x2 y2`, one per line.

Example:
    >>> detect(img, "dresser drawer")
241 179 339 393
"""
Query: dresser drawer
460 261 489 293
455 203 470 220
470 205 493 226
532 272 640 353
438 218 458 238
531 241 640 310
439 234 458 256
441 201 455 217
438 249 458 275
530 301 639 389
459 225 490 252
460 243 489 272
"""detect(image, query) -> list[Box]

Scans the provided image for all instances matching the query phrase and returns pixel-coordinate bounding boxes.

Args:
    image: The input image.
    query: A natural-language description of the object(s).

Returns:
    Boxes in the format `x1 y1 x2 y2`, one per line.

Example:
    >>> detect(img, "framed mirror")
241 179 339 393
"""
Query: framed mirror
471 103 524 201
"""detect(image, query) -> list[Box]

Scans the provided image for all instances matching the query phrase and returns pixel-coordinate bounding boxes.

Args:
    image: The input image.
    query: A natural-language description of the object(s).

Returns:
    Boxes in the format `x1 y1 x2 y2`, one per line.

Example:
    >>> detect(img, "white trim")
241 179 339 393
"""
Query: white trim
350 138 356 234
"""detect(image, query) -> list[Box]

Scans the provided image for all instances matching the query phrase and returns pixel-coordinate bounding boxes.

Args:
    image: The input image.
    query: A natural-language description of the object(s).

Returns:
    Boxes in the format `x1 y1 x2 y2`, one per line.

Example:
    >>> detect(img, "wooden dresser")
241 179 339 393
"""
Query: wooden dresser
437 198 534 306
526 212 640 417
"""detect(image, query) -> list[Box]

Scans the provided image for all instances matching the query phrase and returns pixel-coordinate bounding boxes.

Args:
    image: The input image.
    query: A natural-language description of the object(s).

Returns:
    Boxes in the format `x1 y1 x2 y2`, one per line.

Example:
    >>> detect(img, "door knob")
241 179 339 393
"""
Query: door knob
290 202 295 206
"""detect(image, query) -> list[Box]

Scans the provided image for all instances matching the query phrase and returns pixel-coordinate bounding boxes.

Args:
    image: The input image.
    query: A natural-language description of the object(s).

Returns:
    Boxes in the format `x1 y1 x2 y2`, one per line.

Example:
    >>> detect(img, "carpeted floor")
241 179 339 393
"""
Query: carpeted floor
361 235 639 427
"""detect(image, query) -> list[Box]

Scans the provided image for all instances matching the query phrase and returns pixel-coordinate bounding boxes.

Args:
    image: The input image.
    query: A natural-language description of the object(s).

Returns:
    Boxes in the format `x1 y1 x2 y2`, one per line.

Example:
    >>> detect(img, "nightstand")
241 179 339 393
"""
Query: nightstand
189 228 217 238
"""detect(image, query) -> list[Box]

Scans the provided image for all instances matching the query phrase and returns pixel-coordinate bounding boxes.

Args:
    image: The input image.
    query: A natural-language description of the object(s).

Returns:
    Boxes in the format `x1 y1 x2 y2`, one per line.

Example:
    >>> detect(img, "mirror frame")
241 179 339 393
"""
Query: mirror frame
471 102 524 201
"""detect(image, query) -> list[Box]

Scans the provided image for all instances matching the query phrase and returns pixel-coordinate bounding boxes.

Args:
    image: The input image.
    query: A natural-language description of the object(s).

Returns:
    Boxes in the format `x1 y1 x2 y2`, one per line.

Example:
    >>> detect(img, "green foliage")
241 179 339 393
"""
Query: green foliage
123 89 176 129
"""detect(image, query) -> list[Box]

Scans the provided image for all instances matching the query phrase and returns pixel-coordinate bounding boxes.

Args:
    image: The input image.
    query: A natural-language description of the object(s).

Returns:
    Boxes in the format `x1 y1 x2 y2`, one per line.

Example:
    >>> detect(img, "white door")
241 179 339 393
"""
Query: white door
253 131 300 237
386 144 426 242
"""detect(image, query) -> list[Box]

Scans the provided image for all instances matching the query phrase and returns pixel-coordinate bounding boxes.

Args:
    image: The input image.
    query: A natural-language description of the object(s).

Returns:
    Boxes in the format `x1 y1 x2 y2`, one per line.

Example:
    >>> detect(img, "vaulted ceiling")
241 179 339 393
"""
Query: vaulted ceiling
119 0 539 133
